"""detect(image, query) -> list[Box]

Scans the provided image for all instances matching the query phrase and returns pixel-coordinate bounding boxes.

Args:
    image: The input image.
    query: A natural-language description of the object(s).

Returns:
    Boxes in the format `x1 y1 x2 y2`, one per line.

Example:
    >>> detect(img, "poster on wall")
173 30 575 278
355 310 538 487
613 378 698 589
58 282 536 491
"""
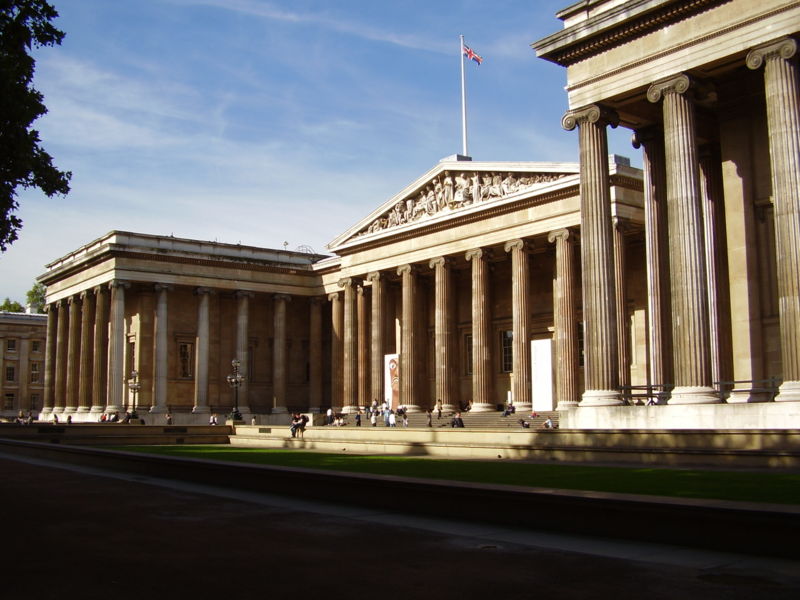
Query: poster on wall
384 354 399 409
531 339 554 411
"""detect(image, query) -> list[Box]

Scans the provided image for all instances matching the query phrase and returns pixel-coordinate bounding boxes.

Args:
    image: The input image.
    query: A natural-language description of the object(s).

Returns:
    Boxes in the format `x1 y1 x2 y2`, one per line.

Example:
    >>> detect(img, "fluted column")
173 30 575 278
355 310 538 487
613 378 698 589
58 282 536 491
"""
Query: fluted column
42 303 58 416
648 75 718 404
612 218 631 391
52 300 68 413
272 293 291 413
77 290 95 413
632 128 673 399
430 257 458 411
64 296 81 413
397 265 420 411
549 229 580 408
308 297 323 412
465 248 494 412
107 281 128 413
366 272 385 406
339 278 359 413
192 287 211 414
562 104 621 406
150 284 170 413
91 285 109 413
357 284 369 408
747 38 800 402
235 290 253 414
329 292 343 411
504 240 532 410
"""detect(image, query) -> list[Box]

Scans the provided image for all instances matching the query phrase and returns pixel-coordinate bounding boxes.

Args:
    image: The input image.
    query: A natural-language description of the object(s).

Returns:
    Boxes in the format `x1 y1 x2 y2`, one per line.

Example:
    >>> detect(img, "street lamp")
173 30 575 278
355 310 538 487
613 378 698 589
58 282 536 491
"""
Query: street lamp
226 358 244 421
128 370 141 420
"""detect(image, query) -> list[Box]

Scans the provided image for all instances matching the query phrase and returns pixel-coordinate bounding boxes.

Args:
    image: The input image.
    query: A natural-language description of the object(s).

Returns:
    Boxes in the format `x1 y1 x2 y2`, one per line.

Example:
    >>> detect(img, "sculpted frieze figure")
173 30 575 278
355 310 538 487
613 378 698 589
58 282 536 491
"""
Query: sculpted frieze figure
356 169 567 238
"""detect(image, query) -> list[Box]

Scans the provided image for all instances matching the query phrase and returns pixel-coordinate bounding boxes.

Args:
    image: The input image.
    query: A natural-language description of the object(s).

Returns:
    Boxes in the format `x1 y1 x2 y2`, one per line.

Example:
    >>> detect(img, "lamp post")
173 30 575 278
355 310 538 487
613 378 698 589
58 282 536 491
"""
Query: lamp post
128 370 141 420
227 359 244 421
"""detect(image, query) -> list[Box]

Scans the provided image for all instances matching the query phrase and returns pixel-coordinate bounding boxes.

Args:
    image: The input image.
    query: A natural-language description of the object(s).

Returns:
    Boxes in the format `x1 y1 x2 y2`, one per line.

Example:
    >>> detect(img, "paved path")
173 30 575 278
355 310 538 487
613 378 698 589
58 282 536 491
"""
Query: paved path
3 453 799 600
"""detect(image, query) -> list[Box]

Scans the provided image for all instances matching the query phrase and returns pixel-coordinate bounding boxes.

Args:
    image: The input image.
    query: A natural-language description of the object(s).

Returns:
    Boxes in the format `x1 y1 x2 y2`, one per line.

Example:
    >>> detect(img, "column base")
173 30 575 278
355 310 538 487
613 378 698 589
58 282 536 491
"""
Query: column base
76 406 91 413
52 407 65 413
580 390 623 407
403 405 422 413
667 386 721 405
64 407 78 414
149 406 167 414
727 389 772 403
469 402 495 413
341 405 360 414
441 404 458 413
775 380 800 402
105 405 122 414
556 400 579 410
192 406 210 414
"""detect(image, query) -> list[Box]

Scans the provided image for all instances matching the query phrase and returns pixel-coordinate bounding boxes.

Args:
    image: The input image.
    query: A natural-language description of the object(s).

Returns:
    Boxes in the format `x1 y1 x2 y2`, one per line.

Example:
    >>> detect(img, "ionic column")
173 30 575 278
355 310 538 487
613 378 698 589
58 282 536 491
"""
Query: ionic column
192 287 211 414
64 296 81 413
339 278 359 413
632 128 673 399
235 290 253 414
562 105 622 406
648 75 718 404
504 240 532 410
272 293 291 413
53 300 68 413
91 285 109 414
308 297 323 412
357 284 369 408
151 284 171 414
397 264 421 412
612 218 631 391
42 303 57 416
549 229 580 408
329 292 343 412
430 257 458 411
107 281 129 413
747 38 800 402
77 290 95 413
465 248 494 412
366 272 385 407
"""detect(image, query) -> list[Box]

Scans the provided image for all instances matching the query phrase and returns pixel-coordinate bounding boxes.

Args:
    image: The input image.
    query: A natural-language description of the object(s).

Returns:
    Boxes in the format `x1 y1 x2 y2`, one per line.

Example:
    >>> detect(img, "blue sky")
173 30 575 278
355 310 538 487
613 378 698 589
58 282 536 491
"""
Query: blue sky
1 0 638 303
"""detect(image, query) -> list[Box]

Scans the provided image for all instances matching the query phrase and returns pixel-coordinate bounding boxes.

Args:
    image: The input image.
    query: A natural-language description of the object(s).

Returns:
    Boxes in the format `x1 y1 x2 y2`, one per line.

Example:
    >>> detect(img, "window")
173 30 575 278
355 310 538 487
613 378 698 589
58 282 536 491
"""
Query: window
464 334 473 376
179 342 194 378
30 393 40 410
32 340 41 353
5 365 16 382
500 330 513 373
30 362 41 384
3 393 14 410
6 339 16 352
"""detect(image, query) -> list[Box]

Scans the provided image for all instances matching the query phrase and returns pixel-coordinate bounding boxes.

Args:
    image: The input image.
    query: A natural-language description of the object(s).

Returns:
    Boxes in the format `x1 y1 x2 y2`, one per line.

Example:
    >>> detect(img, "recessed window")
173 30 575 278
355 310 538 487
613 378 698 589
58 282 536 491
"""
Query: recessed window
500 330 513 373
6 339 17 352
178 342 194 379
3 393 14 410
5 365 16 382
31 340 41 353
30 362 41 384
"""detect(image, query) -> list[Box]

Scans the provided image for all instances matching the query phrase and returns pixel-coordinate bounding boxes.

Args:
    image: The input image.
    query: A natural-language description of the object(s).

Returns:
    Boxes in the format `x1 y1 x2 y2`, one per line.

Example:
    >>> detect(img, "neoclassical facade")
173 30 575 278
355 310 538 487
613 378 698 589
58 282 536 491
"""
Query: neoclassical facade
34 0 800 428
38 158 648 422
533 0 800 426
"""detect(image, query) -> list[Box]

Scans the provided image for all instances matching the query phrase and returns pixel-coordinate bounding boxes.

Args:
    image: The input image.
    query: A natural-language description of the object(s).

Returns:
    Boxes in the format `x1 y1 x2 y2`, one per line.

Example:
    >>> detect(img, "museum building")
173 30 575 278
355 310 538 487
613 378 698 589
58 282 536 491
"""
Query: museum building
35 0 800 428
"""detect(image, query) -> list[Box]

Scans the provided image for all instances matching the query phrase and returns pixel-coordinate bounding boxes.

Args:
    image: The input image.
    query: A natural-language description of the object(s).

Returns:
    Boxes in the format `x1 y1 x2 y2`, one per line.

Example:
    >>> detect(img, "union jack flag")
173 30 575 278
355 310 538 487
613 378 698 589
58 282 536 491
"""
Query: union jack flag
463 44 483 65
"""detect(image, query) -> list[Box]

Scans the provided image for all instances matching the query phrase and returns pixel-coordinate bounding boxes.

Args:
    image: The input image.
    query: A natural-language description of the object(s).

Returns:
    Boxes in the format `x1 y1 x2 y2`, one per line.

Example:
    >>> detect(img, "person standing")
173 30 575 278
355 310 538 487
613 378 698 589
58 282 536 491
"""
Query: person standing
426 408 432 427
388 410 397 427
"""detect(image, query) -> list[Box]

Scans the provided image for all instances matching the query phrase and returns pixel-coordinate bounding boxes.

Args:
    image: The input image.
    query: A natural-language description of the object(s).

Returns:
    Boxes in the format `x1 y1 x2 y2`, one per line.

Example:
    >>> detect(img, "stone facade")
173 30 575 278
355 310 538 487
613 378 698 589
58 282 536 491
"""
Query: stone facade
0 312 47 417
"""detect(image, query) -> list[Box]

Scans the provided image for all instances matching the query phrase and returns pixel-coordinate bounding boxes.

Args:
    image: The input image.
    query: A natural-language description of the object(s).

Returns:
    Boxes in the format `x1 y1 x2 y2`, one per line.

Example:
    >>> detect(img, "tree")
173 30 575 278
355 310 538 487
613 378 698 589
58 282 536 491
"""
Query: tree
26 280 44 309
0 297 24 312
0 0 71 251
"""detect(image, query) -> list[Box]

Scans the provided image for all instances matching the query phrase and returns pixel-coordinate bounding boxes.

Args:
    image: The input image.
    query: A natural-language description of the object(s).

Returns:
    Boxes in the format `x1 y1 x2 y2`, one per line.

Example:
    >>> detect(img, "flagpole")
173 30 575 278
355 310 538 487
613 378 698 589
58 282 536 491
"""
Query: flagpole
460 34 468 156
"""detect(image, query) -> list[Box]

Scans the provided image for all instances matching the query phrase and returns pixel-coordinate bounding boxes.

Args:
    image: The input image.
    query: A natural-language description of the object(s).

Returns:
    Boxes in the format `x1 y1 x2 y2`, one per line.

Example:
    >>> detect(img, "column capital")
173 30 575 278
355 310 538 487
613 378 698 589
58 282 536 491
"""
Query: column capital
328 291 341 303
465 247 491 262
647 74 715 105
356 284 366 297
93 284 107 295
747 37 797 70
108 280 130 290
503 238 530 254
67 295 80 306
631 125 662 149
338 277 362 289
397 264 418 277
562 104 619 131
428 256 452 270
154 283 174 293
194 286 213 296
547 228 574 244
365 271 383 284
274 293 292 303
79 289 92 301
309 295 326 306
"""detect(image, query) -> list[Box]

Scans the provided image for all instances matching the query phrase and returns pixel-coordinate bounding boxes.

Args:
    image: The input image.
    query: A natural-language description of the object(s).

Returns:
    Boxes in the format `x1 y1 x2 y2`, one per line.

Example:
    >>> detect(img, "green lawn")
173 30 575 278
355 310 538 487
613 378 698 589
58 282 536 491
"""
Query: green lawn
115 445 800 505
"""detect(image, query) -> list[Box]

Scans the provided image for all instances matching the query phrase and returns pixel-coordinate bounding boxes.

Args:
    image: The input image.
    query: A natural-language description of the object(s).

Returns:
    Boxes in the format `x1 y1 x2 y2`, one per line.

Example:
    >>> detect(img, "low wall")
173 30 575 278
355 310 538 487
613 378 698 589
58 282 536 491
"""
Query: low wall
561 402 800 430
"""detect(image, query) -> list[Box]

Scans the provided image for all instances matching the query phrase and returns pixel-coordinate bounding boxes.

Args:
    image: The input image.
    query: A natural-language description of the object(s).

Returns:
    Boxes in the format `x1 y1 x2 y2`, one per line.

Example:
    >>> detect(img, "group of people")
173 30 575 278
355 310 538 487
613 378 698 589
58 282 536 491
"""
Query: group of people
13 411 34 425
289 412 309 437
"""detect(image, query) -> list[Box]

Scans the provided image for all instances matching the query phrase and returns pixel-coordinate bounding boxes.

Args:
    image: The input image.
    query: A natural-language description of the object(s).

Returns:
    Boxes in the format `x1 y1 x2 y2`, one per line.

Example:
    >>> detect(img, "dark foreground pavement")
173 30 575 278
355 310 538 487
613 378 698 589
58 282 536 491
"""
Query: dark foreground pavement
3 454 799 600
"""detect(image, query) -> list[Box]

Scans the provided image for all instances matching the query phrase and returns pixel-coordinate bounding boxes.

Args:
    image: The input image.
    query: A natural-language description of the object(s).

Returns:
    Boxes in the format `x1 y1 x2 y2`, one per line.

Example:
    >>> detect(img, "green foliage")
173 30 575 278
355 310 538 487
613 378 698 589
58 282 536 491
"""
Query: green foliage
0 0 71 251
26 280 44 308
0 296 24 311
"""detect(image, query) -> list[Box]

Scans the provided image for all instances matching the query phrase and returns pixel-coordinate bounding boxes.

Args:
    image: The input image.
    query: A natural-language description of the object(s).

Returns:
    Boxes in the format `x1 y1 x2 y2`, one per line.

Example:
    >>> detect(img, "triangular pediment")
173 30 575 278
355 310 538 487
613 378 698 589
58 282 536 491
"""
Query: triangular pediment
328 159 579 252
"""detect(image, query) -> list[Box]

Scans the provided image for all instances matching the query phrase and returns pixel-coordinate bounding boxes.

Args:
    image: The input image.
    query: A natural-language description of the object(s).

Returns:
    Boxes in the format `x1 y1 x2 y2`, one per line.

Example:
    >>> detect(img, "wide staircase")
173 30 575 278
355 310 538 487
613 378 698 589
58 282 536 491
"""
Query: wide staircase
365 409 559 429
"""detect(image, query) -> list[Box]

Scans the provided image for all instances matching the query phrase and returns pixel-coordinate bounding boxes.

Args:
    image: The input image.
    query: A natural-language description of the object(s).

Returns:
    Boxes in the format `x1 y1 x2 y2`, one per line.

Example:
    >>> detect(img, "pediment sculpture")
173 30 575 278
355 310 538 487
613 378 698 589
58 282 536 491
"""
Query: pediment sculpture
358 170 568 238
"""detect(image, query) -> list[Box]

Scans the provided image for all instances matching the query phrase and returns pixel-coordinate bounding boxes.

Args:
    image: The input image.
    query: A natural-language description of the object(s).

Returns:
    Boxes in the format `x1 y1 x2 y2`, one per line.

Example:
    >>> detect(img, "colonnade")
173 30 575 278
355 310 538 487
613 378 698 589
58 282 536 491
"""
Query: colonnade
563 36 800 404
